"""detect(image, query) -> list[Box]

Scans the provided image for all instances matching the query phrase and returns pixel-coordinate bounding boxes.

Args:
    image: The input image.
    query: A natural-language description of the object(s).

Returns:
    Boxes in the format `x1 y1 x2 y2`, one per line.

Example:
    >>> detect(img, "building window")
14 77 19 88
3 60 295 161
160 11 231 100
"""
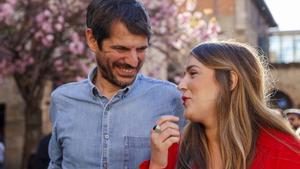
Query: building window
269 32 300 63
269 36 280 62
295 35 300 62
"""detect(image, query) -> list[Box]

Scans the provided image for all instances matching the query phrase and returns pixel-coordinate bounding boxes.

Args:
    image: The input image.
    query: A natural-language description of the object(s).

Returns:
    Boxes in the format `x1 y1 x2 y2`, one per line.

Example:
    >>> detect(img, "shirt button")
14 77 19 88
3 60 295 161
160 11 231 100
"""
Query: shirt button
104 135 109 139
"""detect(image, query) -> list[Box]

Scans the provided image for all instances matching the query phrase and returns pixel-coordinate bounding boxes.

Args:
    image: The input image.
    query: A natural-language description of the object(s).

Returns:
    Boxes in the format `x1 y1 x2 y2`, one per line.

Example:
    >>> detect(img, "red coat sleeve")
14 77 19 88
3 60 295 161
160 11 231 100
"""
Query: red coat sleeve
139 143 179 169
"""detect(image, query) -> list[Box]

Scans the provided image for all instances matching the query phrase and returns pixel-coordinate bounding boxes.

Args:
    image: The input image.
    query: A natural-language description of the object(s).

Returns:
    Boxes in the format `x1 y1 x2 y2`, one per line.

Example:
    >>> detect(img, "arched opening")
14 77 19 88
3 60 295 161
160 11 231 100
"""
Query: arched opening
0 104 5 141
0 103 5 166
269 90 293 110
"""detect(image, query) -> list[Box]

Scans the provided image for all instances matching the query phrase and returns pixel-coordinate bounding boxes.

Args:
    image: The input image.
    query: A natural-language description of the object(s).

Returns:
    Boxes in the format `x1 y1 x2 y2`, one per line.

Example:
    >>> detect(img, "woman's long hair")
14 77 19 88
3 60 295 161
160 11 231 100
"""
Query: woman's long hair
177 41 298 169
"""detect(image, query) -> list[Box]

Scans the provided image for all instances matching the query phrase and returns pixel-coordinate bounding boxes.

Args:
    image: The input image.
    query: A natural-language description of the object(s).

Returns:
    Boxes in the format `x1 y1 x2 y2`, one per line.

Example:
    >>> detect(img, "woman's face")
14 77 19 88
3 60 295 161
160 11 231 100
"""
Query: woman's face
178 56 220 126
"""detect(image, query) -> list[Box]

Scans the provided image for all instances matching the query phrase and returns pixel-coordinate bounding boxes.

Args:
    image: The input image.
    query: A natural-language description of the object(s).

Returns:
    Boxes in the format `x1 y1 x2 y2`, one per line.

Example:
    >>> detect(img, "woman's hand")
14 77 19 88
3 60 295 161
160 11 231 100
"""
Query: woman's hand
149 115 180 169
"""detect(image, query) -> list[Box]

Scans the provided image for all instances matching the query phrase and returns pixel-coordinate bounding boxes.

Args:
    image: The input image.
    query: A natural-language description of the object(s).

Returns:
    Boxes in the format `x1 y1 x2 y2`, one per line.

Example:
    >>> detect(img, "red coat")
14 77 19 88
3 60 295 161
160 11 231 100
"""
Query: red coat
140 129 300 169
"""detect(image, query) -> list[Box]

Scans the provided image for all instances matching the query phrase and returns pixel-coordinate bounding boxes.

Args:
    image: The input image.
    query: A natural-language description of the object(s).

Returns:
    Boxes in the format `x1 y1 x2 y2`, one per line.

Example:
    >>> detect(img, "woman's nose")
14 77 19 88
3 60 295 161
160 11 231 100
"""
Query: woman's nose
177 79 187 92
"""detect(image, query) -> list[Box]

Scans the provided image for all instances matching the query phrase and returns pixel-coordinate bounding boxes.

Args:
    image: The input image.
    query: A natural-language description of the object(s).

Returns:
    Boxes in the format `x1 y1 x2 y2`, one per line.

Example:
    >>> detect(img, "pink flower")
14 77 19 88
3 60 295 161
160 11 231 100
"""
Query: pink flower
186 0 197 11
41 22 53 33
0 3 14 24
70 32 80 41
54 23 63 31
76 76 85 82
0 59 7 69
57 16 64 23
55 65 64 72
68 41 84 55
24 55 34 65
54 59 64 72
54 59 63 66
78 61 90 74
34 31 43 40
41 34 54 47
87 50 95 61
43 10 51 17
35 9 52 26
15 59 26 73
174 0 185 6
7 0 16 5
52 47 64 58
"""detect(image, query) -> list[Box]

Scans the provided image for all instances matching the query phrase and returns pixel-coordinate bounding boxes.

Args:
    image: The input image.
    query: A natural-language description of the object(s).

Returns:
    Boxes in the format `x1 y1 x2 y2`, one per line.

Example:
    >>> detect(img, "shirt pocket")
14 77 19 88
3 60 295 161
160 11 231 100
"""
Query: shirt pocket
124 136 151 169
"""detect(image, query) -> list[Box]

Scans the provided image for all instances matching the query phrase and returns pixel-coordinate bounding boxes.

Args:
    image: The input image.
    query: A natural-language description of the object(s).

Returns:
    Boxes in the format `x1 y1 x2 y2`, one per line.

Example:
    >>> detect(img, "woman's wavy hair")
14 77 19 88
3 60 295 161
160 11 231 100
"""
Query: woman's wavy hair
177 41 297 169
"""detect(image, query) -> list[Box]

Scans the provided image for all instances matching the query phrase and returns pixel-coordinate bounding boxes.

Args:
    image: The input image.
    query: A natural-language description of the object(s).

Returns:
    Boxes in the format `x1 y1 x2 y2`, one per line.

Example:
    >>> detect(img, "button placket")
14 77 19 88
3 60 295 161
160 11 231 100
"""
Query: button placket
101 102 111 169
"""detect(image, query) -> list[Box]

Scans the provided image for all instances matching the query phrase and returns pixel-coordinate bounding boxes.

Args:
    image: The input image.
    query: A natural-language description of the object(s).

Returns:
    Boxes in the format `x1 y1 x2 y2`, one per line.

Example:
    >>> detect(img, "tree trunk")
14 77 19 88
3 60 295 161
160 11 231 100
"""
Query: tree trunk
21 103 43 169
13 69 46 169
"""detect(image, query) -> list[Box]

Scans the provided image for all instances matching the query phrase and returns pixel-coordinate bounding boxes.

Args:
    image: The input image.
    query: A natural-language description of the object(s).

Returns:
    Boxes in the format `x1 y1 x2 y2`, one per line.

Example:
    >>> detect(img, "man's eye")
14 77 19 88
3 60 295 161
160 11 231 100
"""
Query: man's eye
114 48 128 53
137 48 147 53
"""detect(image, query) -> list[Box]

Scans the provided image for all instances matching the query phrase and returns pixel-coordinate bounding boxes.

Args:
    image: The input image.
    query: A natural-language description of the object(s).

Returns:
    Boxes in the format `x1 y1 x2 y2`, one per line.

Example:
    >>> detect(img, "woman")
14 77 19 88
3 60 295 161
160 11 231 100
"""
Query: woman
140 41 300 169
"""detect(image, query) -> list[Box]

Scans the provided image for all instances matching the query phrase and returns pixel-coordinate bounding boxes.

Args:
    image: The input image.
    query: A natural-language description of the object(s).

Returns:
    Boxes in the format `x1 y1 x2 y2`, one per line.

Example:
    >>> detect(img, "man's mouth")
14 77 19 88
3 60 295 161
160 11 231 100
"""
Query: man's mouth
115 65 137 77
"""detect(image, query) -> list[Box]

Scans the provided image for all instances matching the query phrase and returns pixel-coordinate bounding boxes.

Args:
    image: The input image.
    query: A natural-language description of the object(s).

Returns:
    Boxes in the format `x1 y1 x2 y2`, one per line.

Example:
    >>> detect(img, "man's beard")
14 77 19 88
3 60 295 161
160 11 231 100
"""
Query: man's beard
96 58 143 88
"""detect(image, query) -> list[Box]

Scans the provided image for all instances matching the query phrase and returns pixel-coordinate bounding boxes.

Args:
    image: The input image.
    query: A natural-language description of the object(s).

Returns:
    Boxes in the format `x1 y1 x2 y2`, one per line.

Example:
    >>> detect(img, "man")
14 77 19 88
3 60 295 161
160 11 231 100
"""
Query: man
48 0 185 168
283 108 300 135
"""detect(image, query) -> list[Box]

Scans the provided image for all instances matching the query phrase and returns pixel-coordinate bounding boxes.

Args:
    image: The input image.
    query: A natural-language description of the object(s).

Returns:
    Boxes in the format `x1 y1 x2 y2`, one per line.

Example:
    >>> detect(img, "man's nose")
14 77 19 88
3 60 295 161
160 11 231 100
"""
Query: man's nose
126 50 139 67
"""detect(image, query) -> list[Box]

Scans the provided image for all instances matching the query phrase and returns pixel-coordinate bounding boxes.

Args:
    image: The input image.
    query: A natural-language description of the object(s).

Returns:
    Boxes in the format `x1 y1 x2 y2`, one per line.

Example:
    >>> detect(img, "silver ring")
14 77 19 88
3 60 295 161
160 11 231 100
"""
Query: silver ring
153 124 162 133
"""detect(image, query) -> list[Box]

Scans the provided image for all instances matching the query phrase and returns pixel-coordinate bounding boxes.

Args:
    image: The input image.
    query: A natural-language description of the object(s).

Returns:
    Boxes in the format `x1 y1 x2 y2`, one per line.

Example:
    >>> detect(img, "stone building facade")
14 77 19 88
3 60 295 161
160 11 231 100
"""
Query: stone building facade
195 0 300 109
196 0 276 48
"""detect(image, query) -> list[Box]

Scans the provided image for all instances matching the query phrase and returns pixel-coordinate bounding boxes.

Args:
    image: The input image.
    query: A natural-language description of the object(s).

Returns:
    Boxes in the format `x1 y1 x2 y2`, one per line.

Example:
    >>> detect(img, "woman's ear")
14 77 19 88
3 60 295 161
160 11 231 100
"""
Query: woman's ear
230 71 238 90
85 28 98 52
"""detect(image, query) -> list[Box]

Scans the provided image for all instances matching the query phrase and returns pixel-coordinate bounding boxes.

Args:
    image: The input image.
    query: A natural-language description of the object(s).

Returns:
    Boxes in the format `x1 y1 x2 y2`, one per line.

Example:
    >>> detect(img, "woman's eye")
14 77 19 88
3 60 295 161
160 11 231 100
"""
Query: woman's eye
189 72 198 76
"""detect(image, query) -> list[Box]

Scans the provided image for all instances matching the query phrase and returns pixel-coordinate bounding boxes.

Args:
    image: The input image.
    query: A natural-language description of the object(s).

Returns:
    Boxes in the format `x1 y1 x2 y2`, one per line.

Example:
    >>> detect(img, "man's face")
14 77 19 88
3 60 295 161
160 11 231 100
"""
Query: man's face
95 22 148 88
287 113 300 130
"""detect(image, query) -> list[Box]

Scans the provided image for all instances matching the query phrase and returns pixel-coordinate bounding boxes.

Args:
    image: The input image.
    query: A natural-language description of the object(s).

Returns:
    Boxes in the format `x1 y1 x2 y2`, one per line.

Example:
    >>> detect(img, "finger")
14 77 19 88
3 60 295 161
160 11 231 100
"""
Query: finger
156 115 179 126
151 129 164 144
159 121 179 132
150 130 168 152
151 127 180 145
159 128 180 143
162 136 180 149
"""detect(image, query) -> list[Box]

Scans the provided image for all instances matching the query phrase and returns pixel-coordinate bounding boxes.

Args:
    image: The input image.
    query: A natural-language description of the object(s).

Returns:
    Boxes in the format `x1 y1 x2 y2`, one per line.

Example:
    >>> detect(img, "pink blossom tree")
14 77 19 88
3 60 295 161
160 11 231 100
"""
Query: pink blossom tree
0 0 92 167
0 0 219 167
142 0 220 82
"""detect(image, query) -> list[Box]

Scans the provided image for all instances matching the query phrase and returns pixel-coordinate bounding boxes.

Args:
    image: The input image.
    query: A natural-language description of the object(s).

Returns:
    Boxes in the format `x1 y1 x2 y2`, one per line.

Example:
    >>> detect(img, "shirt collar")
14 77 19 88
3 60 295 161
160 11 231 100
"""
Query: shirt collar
87 66 140 98
87 67 98 97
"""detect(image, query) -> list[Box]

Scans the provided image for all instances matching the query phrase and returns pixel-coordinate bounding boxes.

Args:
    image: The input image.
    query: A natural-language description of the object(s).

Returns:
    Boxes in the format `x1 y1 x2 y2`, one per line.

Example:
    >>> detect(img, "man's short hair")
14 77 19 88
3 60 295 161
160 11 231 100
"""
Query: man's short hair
86 0 152 48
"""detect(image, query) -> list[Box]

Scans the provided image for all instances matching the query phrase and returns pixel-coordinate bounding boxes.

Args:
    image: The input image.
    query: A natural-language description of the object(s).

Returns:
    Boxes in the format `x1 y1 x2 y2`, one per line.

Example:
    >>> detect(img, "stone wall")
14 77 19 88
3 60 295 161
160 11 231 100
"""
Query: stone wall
270 64 300 108
0 77 25 169
0 77 52 169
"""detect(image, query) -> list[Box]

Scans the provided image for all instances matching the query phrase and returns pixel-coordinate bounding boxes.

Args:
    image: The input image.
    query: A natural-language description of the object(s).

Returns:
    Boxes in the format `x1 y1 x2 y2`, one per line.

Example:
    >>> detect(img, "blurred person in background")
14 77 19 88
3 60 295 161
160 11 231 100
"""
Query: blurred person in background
283 108 300 135
0 135 4 169
28 134 51 169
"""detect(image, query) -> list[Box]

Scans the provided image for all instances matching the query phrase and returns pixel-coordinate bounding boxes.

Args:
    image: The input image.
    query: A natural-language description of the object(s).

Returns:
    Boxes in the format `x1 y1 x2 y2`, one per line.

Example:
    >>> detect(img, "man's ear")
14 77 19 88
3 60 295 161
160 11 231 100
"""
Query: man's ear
230 71 238 90
85 28 98 52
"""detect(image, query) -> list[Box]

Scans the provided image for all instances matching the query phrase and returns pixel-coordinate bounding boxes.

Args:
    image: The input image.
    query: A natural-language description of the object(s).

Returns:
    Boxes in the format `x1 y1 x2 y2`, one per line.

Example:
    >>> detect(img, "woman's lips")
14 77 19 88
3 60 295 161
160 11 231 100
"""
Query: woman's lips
182 96 191 106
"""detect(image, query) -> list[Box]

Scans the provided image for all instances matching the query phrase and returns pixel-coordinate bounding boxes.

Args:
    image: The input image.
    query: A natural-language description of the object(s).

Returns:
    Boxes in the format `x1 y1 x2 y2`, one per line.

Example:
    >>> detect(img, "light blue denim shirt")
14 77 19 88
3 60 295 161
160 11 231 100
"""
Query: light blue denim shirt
48 67 185 169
